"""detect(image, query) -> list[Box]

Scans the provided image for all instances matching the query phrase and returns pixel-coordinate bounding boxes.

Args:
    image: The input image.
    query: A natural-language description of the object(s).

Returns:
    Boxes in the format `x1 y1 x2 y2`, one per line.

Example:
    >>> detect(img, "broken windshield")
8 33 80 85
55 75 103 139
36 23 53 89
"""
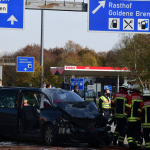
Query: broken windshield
41 88 84 106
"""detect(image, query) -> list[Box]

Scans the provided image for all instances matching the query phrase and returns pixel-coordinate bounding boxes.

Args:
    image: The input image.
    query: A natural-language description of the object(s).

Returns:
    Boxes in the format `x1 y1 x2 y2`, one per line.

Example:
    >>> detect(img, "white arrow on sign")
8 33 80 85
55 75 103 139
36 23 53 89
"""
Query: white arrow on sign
7 15 18 25
92 1 106 14
24 68 27 71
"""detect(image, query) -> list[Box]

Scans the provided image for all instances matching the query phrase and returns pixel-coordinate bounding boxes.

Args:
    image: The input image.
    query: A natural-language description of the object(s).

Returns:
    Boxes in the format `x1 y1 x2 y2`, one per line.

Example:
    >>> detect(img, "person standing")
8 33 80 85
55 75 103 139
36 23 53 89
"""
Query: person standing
0 79 2 87
138 89 150 150
43 81 46 88
98 89 112 120
127 83 143 150
46 84 52 88
111 83 132 147
74 85 81 97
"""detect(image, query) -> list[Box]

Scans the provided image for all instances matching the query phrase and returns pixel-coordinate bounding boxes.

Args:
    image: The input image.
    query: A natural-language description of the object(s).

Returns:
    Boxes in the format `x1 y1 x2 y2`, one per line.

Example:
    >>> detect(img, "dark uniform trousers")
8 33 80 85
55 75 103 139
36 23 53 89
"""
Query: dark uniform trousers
127 122 142 148
103 109 110 120
114 118 126 144
143 128 150 150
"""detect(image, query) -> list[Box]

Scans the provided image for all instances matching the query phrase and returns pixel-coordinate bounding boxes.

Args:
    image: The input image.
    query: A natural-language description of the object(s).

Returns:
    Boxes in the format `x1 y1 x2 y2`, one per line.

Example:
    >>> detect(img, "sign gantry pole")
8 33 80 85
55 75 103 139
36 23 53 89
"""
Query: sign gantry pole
40 9 44 88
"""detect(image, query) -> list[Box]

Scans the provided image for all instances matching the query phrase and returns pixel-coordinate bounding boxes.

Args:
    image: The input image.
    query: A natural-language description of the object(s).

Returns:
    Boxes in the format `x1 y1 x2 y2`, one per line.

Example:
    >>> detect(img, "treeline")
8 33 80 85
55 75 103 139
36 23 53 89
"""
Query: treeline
2 35 150 88
106 34 150 88
2 40 111 87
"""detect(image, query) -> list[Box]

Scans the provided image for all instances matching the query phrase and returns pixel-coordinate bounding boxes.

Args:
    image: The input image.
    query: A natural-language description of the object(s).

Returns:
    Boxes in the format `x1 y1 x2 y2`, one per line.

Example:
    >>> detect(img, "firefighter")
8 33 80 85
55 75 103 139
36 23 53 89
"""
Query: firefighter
111 83 132 146
127 83 143 150
138 89 150 150
98 89 112 120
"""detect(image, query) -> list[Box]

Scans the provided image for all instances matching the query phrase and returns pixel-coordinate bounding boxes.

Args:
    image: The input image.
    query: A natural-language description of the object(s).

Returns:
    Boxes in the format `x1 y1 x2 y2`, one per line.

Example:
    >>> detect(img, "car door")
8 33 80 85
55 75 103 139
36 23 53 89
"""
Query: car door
0 89 18 136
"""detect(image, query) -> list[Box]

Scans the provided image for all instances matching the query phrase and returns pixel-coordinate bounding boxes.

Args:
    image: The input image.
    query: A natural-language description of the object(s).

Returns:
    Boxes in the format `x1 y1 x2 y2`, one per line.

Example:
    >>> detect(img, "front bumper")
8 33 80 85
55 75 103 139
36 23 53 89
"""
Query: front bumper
58 126 111 143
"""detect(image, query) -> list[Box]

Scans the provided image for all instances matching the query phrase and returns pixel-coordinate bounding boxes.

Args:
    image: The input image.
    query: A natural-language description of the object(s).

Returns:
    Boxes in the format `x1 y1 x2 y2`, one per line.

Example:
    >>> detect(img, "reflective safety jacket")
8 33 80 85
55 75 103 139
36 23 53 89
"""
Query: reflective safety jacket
111 90 132 118
97 95 111 112
128 92 143 122
99 95 111 109
138 100 150 128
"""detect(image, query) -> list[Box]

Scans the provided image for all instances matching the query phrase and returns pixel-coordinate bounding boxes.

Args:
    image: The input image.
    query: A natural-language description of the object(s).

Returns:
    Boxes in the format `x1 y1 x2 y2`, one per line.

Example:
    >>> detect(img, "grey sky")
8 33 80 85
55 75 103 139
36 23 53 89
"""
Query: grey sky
0 9 120 55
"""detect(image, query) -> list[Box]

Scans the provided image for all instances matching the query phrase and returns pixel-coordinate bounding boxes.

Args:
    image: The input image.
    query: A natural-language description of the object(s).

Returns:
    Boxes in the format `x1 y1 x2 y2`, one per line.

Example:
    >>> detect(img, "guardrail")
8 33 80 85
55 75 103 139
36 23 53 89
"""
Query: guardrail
0 58 16 66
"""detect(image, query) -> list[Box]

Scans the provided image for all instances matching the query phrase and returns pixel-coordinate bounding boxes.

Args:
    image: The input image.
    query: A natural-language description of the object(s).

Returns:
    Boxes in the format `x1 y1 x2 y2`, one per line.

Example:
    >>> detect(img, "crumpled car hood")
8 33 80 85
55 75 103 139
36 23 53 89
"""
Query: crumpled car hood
57 101 100 119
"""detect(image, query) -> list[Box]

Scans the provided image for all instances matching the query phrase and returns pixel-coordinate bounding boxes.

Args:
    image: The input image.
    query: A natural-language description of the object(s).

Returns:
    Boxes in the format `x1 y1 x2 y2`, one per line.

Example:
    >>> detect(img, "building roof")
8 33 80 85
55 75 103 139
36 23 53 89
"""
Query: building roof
50 66 130 76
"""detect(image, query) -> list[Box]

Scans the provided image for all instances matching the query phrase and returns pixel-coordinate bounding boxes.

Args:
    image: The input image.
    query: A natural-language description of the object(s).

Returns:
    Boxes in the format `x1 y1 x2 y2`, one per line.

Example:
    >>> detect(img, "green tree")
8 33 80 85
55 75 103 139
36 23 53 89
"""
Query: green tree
15 60 42 87
111 34 150 88
82 53 97 66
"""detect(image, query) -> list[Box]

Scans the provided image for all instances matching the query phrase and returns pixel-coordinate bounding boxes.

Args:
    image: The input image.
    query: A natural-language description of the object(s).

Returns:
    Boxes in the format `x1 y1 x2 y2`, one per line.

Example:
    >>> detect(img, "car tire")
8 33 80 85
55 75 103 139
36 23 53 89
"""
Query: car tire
43 123 57 146
88 141 100 147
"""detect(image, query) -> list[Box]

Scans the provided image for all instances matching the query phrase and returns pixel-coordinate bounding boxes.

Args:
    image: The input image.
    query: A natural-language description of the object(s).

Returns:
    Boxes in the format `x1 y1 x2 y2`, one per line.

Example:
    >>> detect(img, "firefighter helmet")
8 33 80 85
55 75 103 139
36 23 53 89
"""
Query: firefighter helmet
120 83 129 89
132 83 141 91
143 89 150 97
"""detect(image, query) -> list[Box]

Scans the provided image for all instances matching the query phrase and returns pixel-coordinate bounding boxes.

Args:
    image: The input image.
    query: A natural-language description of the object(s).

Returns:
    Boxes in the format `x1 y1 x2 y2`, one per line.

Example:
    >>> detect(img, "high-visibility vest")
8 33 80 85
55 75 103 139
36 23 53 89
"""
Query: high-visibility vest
128 99 143 122
99 96 111 109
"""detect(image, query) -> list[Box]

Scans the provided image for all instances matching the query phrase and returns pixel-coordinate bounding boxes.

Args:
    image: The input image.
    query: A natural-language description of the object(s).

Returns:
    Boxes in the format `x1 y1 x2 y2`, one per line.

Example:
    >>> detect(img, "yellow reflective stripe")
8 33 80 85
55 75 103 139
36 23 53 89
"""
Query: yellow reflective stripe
114 131 119 134
114 134 118 137
142 123 150 128
115 113 124 116
135 141 138 144
127 137 134 140
132 99 143 102
128 120 137 122
119 139 124 142
138 108 142 112
128 140 134 143
119 136 124 139
145 143 149 146
125 104 131 108
142 105 150 109
142 126 150 128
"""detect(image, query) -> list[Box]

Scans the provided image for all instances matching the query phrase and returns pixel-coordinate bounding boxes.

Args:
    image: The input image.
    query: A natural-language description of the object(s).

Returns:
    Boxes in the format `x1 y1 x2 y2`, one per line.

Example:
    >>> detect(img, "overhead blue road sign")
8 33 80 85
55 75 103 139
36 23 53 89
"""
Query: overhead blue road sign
88 0 150 33
70 78 84 90
17 57 34 72
0 0 24 29
104 85 112 93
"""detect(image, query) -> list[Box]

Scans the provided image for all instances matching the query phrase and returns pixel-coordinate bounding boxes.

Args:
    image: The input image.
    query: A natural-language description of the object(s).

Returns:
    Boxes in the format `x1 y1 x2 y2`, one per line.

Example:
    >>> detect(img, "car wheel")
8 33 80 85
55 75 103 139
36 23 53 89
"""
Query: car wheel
43 123 57 146
88 141 100 147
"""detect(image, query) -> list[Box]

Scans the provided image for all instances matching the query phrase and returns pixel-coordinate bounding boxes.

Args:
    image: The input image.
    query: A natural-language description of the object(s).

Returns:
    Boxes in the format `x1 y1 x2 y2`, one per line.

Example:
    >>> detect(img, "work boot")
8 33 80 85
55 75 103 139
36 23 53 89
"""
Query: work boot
118 142 125 147
129 145 134 150
113 141 117 145
135 147 141 150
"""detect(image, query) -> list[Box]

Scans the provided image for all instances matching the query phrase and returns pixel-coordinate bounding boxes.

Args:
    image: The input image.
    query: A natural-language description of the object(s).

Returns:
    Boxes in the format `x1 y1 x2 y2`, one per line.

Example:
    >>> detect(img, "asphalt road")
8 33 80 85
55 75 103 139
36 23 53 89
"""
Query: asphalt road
0 141 146 150
0 142 131 150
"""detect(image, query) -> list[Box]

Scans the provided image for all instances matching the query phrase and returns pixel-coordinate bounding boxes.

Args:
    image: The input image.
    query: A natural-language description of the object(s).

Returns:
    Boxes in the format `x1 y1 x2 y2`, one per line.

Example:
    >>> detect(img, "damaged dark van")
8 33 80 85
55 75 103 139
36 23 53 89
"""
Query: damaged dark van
0 87 113 147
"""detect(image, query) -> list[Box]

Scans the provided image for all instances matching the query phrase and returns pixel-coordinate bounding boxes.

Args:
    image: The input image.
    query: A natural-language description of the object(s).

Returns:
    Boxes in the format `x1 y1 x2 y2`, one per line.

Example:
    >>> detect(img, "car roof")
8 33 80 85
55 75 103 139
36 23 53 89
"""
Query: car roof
0 87 69 92
0 87 41 92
